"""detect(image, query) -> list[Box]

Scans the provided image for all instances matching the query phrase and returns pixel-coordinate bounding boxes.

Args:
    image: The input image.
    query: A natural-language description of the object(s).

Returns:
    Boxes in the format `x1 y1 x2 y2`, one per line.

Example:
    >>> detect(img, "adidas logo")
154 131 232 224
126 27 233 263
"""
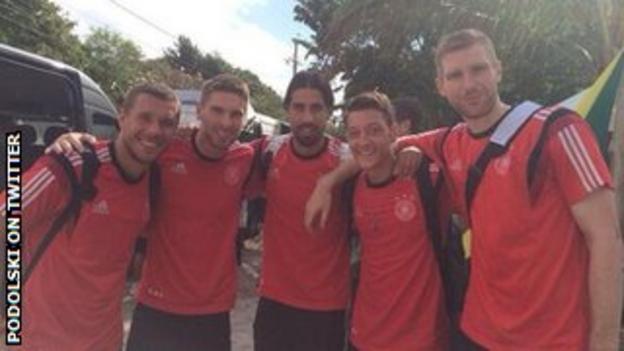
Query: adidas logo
92 200 109 215
171 162 187 174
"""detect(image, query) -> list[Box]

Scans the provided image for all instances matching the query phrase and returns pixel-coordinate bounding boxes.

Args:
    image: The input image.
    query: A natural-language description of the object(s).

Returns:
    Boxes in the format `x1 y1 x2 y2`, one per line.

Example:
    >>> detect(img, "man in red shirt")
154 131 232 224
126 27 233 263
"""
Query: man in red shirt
253 71 351 351
0 83 180 350
343 91 448 351
47 74 256 351
396 29 622 350
124 74 255 351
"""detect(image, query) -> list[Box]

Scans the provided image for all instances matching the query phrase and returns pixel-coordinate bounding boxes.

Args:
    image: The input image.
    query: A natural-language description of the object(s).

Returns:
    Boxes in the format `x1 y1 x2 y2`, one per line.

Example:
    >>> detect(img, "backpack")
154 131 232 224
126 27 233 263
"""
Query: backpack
23 146 161 284
465 101 570 215
413 155 473 349
422 101 571 349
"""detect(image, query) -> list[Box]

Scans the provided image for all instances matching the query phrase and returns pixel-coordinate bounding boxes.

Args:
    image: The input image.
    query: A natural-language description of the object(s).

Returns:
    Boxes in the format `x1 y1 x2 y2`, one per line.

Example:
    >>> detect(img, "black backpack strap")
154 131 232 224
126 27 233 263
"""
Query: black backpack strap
24 149 100 284
435 126 454 168
526 108 571 188
465 101 542 214
464 142 507 213
430 125 455 199
414 157 442 257
259 139 273 180
148 161 161 212
241 139 263 192
342 173 360 228
129 161 160 269
79 145 100 202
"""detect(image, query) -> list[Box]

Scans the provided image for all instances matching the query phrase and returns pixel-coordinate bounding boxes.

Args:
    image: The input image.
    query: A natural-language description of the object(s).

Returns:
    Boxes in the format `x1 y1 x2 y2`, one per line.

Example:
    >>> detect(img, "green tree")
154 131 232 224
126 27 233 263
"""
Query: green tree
0 0 84 66
82 28 145 103
295 0 624 129
165 36 285 119
142 57 204 90
165 36 228 78
232 67 285 119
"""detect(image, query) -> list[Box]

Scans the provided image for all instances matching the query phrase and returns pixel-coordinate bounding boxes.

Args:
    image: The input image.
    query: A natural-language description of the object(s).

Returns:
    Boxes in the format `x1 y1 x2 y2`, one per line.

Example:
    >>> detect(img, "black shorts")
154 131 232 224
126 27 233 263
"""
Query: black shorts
253 297 346 351
126 303 230 351
349 336 486 351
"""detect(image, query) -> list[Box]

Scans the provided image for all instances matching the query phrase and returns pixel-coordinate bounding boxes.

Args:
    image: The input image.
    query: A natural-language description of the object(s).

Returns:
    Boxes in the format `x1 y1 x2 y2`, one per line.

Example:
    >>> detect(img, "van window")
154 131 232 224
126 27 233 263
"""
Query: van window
92 112 118 139
0 58 78 144
83 86 118 139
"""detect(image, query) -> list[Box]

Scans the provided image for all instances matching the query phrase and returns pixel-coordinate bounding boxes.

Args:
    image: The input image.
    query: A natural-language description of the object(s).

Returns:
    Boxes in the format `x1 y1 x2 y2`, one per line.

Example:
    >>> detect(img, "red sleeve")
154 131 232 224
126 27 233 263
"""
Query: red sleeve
0 155 71 252
396 127 449 164
23 156 73 245
547 117 613 206
400 128 462 213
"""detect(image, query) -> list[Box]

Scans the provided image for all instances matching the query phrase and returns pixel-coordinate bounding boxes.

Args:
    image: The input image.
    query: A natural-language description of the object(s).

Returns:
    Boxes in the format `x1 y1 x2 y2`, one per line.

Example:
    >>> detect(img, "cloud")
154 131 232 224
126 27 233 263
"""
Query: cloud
51 0 293 95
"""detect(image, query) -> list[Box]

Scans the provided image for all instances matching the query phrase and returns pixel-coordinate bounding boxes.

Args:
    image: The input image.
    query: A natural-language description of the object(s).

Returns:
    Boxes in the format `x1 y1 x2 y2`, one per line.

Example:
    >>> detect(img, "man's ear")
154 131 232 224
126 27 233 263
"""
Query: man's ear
494 58 503 83
117 111 127 128
436 75 446 98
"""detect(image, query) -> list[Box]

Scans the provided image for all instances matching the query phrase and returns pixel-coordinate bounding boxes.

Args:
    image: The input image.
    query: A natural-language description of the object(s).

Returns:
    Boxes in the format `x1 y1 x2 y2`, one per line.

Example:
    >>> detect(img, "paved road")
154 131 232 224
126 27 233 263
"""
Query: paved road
232 249 262 351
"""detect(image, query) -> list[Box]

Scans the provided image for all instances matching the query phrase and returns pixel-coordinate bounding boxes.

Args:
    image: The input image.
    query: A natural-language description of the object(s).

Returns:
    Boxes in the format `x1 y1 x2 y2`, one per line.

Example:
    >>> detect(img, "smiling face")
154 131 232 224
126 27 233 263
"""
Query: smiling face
117 93 179 165
346 108 396 173
196 91 246 155
436 43 502 121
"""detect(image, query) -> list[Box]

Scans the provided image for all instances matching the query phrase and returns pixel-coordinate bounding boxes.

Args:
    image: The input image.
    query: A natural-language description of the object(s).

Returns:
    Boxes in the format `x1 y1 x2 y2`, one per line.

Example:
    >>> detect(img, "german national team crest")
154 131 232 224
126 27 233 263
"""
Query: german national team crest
269 166 280 180
394 198 416 222
224 165 242 186
170 162 188 175
450 158 463 172
494 154 511 175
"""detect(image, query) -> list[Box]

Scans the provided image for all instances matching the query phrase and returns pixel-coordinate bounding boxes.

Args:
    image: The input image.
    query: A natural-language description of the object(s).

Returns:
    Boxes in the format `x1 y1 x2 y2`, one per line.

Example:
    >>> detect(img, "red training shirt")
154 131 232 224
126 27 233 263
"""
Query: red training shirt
1 142 150 351
137 132 255 314
398 108 613 350
350 174 449 351
257 134 351 310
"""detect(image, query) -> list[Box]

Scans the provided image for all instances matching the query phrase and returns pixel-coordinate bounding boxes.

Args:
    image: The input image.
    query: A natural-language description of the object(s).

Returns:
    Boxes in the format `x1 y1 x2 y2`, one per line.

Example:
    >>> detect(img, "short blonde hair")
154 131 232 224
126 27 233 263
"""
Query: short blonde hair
344 91 395 126
435 29 498 75
200 73 250 107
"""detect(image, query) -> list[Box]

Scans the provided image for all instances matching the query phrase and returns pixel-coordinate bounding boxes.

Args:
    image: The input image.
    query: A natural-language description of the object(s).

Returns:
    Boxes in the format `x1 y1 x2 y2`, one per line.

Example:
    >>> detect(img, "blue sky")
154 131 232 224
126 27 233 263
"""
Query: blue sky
51 0 314 95
244 1 311 43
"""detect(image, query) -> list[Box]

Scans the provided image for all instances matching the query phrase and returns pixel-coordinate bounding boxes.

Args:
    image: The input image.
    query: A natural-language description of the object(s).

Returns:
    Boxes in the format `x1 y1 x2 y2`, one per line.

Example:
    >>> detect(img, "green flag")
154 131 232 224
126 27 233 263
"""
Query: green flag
559 50 624 157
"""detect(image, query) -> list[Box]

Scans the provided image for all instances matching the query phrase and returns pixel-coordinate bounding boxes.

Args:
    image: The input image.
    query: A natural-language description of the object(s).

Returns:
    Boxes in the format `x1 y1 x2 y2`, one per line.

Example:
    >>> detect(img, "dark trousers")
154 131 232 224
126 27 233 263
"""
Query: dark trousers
126 303 231 351
349 337 486 351
253 297 346 351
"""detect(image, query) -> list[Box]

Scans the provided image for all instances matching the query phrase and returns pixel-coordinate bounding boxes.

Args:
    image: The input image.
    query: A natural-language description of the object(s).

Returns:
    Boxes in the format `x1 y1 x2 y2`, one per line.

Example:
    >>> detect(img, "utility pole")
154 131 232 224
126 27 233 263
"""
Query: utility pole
292 38 306 76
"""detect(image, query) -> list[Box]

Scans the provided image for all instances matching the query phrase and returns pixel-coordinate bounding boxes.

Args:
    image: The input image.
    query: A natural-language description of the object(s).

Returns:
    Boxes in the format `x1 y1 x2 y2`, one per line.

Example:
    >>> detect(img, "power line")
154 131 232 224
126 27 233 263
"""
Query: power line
61 1 210 80
2 0 225 84
108 0 177 40
57 0 238 78
55 0 166 55
55 0 114 29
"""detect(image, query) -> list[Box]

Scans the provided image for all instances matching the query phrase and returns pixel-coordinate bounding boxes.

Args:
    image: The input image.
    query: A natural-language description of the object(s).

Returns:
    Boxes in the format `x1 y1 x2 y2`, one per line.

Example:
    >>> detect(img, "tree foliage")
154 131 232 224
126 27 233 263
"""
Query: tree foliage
295 0 624 129
142 57 204 90
0 0 84 66
82 28 145 103
1 1 285 119
165 36 285 119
